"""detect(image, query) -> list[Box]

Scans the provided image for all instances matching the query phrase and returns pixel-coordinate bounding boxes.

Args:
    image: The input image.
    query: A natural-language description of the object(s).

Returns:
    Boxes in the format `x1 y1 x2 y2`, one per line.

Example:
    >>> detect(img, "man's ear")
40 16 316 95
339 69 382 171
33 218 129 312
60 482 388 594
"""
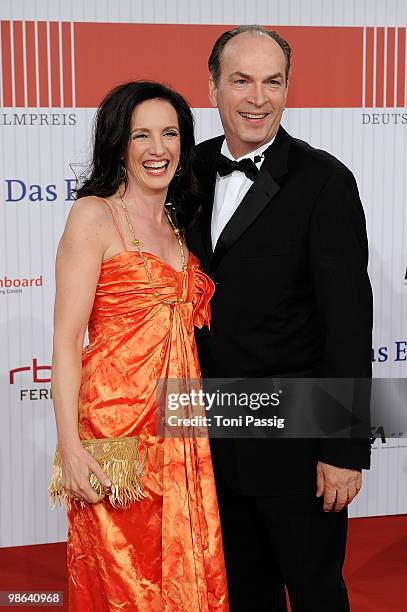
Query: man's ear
284 77 289 106
208 76 218 108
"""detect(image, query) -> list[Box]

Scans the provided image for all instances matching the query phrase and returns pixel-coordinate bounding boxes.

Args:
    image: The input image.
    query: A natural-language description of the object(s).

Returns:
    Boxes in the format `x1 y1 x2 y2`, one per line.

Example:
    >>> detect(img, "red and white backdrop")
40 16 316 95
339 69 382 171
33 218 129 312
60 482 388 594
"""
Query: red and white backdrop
1 0 406 547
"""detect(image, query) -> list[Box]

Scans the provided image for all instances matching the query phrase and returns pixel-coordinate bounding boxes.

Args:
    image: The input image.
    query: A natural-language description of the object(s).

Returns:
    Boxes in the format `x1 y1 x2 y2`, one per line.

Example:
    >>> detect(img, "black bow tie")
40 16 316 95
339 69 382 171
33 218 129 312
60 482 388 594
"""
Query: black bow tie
216 153 262 181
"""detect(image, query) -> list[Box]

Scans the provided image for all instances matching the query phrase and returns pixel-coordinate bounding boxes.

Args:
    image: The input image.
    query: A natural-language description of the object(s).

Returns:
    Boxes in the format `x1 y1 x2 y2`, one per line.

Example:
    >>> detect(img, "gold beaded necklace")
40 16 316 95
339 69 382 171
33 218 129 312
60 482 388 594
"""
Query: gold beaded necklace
117 187 188 302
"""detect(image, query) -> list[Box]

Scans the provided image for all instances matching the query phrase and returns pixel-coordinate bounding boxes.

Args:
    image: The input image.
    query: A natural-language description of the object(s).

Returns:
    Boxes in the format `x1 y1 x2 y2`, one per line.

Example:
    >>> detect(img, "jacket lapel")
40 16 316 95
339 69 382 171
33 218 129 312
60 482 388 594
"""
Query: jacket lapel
210 126 291 271
197 137 223 264
199 179 216 264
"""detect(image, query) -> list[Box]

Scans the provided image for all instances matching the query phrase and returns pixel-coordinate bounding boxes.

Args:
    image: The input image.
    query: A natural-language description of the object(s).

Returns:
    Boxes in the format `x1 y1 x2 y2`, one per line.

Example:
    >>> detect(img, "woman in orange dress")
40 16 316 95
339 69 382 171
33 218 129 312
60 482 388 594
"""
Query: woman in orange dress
50 81 228 611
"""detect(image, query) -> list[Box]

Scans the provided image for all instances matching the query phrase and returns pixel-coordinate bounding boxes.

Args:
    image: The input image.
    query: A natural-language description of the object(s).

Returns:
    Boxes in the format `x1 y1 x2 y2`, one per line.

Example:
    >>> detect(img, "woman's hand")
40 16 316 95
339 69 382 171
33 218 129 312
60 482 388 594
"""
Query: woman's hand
60 442 111 504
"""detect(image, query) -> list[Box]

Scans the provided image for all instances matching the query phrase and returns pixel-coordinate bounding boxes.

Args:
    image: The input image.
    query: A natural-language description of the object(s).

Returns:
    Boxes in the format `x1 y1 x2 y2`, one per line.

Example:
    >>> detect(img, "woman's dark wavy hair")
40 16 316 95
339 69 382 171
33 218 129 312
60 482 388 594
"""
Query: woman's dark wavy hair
75 81 199 228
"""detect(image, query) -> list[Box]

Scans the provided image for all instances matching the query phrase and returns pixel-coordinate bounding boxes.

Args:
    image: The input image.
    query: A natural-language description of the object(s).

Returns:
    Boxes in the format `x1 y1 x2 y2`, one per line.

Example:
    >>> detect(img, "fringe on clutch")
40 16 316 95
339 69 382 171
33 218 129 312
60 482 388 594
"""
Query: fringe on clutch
49 436 148 509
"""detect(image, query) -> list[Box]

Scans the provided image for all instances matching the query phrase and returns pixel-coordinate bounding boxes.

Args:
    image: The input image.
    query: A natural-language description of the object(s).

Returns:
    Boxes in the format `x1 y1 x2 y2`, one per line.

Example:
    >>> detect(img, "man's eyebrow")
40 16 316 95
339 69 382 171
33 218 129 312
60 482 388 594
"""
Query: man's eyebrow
229 72 252 80
265 72 284 80
229 71 284 81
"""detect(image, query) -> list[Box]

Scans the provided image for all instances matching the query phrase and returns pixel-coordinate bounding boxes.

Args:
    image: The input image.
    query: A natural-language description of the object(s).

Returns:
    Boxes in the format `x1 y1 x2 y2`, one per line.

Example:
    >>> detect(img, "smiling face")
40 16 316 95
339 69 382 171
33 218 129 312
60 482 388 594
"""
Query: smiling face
209 32 288 158
125 98 181 194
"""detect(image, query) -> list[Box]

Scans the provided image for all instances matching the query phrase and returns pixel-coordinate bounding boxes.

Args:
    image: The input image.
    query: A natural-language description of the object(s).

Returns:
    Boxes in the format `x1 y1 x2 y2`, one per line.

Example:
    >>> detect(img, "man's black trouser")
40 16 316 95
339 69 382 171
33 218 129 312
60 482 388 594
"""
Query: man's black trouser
215 471 350 612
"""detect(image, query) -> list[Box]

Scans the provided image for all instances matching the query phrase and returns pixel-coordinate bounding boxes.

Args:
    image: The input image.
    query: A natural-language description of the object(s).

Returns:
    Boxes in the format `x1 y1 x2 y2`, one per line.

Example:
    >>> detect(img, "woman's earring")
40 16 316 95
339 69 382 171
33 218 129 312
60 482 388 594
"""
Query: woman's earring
174 163 182 177
119 164 127 181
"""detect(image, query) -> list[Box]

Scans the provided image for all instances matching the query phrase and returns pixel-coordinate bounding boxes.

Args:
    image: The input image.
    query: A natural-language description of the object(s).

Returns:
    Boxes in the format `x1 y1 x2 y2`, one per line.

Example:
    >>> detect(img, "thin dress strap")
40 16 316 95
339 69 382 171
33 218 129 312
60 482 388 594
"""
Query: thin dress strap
100 197 127 251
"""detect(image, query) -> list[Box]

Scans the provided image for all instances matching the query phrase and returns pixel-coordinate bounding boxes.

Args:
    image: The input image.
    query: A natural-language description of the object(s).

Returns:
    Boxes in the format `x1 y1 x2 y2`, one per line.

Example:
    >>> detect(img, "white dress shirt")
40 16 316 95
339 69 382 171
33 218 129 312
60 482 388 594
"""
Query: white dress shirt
211 138 275 249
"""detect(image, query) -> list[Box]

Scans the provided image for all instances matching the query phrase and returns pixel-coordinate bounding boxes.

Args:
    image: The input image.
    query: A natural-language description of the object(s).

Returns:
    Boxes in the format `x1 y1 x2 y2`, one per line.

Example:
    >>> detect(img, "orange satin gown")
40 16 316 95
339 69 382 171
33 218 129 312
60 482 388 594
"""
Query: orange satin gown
67 202 228 611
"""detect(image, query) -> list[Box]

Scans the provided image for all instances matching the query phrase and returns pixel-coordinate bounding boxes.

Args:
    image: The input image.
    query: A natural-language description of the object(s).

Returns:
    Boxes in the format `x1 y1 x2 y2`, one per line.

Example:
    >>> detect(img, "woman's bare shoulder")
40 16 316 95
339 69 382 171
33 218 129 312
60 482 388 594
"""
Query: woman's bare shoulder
68 195 112 224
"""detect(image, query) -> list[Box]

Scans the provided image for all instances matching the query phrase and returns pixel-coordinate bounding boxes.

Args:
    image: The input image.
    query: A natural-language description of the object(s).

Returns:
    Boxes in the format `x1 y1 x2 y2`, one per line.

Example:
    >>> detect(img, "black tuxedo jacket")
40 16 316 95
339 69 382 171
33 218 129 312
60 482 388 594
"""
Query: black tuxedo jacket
187 126 373 496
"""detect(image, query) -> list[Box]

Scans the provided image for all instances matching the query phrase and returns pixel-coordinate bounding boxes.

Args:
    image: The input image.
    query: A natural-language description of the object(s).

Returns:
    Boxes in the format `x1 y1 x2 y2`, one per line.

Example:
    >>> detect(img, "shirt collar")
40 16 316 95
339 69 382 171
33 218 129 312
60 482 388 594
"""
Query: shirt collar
221 137 275 166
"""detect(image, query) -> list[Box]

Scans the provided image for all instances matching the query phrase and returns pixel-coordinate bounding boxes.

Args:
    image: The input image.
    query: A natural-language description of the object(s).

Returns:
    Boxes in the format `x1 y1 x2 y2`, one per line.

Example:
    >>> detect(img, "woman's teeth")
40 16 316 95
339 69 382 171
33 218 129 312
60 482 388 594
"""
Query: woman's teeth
143 161 169 174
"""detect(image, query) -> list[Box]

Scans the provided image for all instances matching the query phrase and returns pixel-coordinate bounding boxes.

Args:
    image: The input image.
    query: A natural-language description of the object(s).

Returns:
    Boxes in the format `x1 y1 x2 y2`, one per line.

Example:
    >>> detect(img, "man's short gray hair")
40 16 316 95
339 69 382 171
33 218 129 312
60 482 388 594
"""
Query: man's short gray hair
208 25 292 85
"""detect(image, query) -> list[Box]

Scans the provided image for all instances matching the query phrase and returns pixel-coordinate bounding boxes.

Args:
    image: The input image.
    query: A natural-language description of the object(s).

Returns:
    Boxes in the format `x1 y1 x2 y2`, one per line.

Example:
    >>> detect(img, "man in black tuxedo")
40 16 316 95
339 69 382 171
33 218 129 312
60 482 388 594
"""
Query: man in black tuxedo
187 25 373 612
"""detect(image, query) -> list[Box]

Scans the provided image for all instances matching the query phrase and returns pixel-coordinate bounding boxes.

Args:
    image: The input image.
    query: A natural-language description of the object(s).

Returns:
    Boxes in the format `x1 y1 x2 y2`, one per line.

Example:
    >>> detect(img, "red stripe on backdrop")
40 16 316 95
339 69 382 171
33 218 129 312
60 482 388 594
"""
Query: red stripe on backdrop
396 28 406 107
2 22 405 108
386 28 395 107
37 21 48 106
1 21 12 106
25 21 36 106
375 27 384 108
13 21 24 106
74 23 364 108
74 23 219 108
50 22 60 107
365 28 374 107
283 26 363 108
62 22 72 107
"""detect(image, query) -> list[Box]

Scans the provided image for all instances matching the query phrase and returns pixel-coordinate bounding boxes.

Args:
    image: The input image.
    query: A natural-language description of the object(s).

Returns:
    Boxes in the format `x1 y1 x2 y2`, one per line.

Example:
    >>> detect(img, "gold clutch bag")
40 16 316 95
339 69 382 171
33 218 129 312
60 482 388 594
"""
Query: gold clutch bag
49 436 148 508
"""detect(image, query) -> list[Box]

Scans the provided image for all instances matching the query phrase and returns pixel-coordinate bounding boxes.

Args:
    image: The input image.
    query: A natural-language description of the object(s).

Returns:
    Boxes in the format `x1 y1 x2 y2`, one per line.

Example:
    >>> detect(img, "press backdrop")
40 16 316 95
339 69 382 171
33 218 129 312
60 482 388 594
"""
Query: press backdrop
1 0 406 547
